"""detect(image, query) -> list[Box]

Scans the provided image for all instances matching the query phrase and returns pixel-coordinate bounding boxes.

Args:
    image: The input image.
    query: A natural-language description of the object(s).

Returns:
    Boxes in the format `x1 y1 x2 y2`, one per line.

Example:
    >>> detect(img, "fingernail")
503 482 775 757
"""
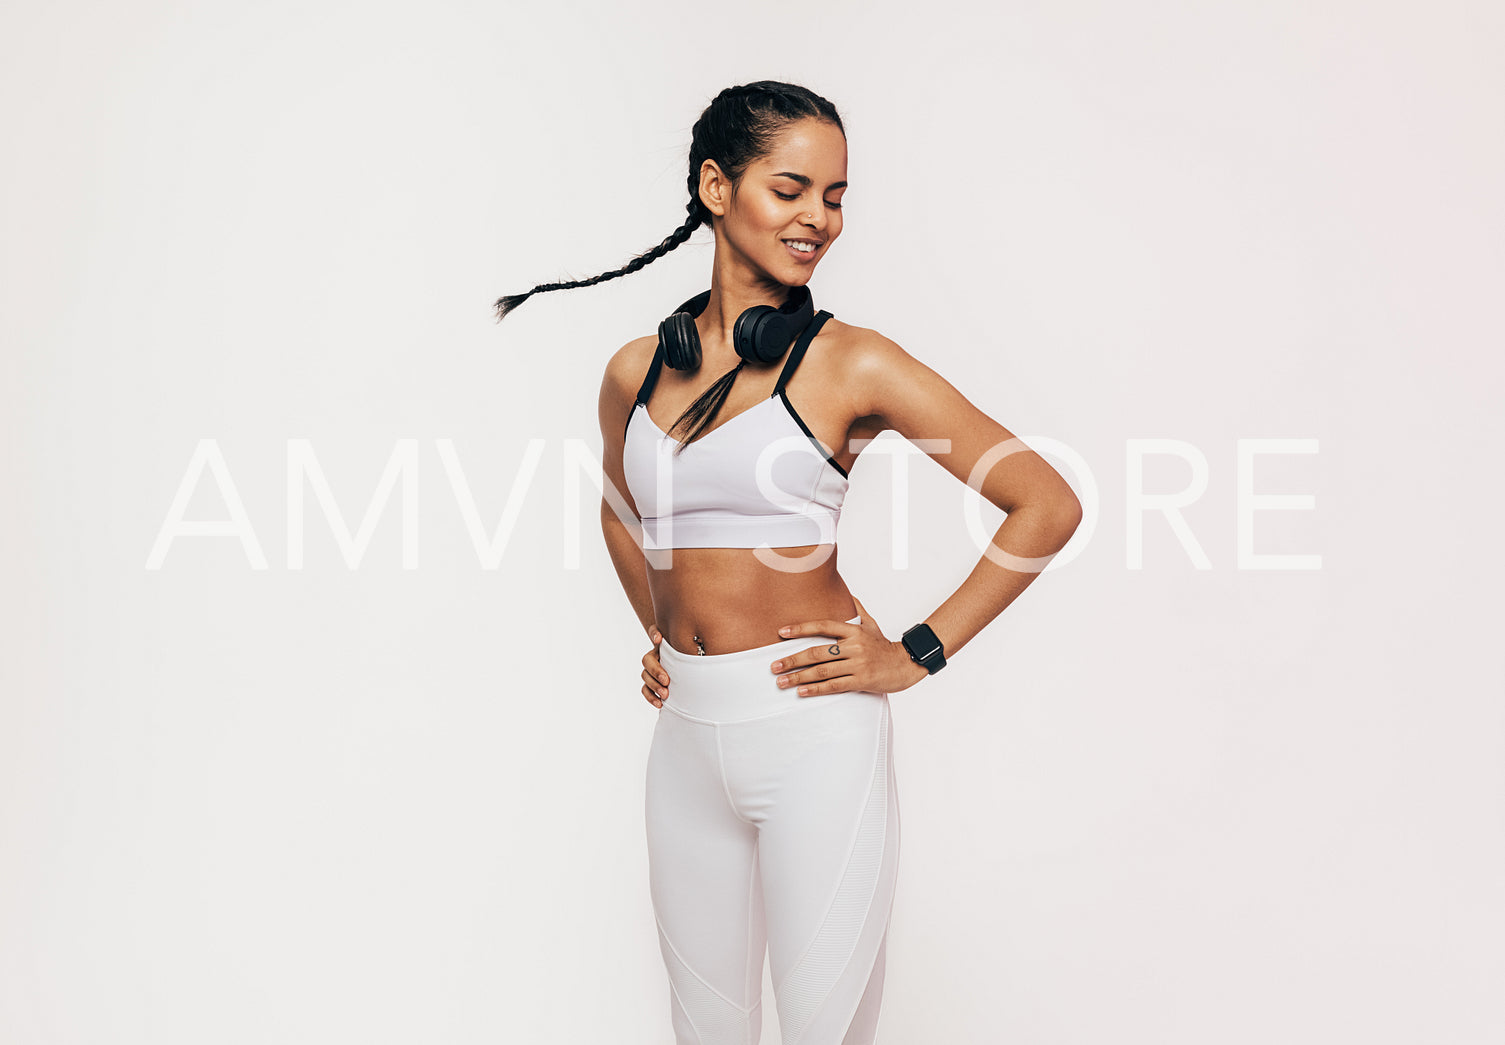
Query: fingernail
771 660 783 672
779 626 791 635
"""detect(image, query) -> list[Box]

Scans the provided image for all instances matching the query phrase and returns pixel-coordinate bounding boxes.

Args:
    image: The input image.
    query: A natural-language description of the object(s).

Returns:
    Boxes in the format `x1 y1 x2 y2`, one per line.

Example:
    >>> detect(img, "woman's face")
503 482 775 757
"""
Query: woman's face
717 117 848 287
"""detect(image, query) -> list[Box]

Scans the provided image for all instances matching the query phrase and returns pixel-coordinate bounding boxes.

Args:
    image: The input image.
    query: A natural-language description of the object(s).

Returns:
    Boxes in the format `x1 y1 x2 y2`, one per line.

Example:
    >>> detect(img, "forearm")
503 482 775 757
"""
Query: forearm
600 502 658 639
924 501 1082 660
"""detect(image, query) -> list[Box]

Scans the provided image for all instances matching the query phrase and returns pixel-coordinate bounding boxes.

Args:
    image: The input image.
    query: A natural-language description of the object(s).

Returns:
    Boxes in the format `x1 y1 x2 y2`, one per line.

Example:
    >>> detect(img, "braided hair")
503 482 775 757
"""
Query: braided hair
492 81 845 450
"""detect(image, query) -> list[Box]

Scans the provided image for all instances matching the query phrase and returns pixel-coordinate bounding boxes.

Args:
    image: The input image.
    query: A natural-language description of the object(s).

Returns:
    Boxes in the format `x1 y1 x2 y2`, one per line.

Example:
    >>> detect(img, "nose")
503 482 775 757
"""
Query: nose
801 207 827 234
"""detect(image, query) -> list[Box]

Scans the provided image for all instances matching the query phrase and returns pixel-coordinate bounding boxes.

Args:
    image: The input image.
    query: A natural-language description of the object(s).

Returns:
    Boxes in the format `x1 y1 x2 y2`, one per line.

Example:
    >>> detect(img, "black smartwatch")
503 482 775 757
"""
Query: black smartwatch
901 622 947 675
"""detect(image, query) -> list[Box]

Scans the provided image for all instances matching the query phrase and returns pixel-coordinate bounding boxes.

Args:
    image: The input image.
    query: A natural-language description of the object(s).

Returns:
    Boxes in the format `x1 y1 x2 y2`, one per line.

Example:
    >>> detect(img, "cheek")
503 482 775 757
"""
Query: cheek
760 202 793 231
732 199 784 235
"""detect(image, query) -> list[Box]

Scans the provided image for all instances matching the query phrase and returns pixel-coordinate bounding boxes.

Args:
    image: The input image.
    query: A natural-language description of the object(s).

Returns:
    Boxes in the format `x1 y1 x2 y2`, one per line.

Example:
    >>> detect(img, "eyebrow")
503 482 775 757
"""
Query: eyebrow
770 171 848 190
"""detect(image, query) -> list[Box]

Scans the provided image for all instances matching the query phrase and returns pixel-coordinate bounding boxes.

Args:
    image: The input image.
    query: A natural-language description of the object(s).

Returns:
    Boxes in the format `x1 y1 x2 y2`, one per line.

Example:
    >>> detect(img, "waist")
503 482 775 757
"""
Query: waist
657 614 865 723
648 552 853 656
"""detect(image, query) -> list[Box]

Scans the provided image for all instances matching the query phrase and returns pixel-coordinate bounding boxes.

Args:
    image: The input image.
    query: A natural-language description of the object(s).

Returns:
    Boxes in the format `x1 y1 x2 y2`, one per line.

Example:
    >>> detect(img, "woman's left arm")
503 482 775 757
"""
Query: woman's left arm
860 327 1082 660
772 327 1082 697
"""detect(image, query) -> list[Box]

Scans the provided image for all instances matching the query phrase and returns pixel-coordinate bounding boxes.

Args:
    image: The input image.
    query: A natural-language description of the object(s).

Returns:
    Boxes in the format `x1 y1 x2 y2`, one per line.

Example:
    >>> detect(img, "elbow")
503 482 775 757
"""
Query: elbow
601 497 643 538
1050 488 1084 547
599 499 620 542
1060 489 1084 529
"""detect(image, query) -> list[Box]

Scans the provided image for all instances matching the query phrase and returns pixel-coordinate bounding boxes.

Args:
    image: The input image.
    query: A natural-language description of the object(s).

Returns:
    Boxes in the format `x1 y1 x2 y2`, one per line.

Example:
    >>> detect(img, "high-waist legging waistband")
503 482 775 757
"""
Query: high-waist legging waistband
657 614 867 723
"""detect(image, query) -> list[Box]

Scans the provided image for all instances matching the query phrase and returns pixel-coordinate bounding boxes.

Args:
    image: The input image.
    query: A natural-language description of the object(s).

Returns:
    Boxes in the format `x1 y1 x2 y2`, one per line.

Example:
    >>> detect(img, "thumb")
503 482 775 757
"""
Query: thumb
852 595 876 632
650 626 662 645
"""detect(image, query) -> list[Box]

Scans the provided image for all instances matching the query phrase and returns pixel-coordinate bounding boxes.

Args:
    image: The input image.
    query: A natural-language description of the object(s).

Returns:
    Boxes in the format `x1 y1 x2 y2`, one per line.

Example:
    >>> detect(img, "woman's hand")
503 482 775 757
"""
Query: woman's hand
769 597 930 698
641 626 669 708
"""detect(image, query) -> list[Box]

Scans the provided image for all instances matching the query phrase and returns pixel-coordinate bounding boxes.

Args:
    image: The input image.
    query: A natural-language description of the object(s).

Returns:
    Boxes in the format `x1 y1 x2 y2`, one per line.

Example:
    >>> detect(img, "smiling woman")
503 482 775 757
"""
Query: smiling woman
766 166 846 261
491 80 1082 1044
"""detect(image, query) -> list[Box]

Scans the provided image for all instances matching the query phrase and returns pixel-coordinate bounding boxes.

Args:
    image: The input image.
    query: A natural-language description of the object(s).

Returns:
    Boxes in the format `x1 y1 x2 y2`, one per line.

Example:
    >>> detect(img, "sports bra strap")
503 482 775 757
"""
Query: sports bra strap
634 307 831 412
635 340 667 405
773 310 833 395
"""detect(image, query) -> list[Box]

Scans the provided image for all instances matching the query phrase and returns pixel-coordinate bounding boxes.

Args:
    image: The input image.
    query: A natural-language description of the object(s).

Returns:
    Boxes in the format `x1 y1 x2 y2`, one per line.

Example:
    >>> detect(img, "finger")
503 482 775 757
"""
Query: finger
641 668 669 700
771 631 857 674
852 596 875 630
769 640 839 675
777 657 851 693
641 683 663 708
643 652 670 687
796 673 856 698
777 618 856 639
797 639 849 666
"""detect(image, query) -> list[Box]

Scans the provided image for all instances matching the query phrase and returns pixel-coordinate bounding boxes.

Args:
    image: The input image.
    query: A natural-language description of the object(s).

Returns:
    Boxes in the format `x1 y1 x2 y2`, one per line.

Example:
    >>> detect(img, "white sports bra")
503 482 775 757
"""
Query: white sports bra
622 311 849 550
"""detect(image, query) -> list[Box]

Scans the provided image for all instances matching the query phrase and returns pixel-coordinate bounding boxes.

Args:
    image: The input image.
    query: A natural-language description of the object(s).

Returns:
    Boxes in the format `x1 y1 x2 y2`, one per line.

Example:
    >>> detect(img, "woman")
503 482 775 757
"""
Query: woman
495 82 1081 1045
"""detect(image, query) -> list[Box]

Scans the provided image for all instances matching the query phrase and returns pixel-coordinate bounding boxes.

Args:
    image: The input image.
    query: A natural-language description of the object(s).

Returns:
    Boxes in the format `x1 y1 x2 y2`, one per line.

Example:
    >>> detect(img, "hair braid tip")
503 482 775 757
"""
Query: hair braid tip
493 291 532 322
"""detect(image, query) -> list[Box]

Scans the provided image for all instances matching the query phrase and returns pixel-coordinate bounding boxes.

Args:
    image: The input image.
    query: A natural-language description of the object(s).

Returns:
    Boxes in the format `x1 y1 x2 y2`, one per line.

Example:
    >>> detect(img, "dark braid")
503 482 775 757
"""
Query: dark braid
491 205 703 321
665 358 745 457
492 81 844 448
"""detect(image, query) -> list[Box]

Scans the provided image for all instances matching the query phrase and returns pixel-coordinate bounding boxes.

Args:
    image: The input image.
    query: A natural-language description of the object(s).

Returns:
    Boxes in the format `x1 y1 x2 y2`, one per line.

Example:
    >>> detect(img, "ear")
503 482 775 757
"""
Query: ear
698 159 730 218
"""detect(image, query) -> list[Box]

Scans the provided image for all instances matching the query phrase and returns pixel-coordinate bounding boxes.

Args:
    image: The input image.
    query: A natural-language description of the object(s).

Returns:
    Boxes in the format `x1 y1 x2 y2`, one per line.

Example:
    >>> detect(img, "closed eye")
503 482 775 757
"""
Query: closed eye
774 190 843 209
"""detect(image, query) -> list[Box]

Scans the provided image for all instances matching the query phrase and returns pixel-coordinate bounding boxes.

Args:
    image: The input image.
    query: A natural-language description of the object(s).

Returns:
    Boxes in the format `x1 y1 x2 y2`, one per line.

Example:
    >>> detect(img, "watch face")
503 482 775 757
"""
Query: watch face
903 623 947 674
904 624 943 664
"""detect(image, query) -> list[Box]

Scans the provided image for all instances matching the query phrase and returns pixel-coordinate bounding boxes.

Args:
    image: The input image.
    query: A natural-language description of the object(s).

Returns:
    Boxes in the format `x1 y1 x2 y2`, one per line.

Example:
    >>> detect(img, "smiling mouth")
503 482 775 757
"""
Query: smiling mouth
782 239 822 254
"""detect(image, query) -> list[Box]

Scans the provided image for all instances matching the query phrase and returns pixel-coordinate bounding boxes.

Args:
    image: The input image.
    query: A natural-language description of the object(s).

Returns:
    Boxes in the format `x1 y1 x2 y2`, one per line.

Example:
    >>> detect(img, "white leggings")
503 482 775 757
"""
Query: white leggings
645 614 901 1045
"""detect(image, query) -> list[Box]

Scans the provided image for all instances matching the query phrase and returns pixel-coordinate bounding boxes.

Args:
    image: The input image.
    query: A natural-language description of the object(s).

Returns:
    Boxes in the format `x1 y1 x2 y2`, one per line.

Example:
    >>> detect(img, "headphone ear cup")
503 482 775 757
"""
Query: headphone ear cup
733 305 783 364
659 311 702 371
733 284 816 364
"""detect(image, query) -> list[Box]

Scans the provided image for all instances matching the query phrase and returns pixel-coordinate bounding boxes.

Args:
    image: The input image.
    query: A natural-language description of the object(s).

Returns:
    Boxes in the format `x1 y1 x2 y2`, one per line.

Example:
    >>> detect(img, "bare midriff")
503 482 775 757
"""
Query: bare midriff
648 545 857 656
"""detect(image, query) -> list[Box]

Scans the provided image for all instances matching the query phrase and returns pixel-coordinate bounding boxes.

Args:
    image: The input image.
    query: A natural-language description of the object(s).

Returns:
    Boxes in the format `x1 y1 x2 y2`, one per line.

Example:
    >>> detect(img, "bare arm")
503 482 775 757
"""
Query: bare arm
602 507 656 640
598 338 658 641
851 328 1083 661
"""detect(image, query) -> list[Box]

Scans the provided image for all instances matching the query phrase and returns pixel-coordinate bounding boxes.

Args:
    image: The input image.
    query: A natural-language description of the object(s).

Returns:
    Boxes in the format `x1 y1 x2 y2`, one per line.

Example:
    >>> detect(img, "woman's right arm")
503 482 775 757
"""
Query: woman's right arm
601 506 656 639
599 340 671 706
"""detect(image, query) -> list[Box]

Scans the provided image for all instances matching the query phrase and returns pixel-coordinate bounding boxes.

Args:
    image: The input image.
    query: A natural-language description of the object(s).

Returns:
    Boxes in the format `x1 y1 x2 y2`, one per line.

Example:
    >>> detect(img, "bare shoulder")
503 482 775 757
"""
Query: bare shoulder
814 317 942 422
602 333 659 398
598 333 659 442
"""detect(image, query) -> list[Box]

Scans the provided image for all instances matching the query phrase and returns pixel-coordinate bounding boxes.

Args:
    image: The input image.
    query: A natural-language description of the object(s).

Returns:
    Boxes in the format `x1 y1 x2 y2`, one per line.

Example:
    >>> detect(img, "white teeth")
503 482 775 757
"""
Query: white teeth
786 240 816 253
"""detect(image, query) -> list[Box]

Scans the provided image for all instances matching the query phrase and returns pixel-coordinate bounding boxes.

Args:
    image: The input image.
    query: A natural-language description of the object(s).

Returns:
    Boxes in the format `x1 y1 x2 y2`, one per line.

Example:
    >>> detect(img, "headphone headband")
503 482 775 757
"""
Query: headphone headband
658 285 816 371
670 289 713 319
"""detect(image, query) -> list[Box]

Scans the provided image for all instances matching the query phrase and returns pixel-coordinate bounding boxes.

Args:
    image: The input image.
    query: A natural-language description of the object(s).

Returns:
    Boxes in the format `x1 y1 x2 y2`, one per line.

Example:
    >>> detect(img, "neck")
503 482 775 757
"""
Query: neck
697 266 795 366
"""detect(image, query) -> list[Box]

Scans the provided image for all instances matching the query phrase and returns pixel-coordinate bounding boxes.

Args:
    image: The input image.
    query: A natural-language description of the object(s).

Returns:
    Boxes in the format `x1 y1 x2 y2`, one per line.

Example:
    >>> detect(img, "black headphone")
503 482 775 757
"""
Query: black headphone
658 284 816 371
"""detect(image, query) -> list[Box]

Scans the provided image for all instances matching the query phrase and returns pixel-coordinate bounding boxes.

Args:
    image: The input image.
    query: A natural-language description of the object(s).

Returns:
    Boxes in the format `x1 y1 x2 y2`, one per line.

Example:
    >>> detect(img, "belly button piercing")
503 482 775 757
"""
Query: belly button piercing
693 634 707 656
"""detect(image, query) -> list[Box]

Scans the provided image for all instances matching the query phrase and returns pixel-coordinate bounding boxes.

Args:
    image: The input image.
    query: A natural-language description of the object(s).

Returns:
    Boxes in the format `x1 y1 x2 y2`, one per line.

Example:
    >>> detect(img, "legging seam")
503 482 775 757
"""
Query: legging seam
771 706 886 998
785 712 892 1045
785 817 887 1045
826 904 890 1045
664 975 702 1045
825 713 895 1043
746 837 760 1017
714 724 756 825
656 912 758 1016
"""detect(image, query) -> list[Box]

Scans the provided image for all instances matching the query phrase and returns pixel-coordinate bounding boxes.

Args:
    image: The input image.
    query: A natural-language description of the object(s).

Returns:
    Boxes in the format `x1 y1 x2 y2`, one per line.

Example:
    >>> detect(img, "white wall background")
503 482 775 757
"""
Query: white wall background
3 1 1501 1042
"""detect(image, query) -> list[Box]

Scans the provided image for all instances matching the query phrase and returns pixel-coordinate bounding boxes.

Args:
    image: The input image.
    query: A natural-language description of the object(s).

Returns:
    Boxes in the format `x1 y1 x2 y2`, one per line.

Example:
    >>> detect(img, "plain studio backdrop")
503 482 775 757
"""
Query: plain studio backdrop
3 1 1501 1042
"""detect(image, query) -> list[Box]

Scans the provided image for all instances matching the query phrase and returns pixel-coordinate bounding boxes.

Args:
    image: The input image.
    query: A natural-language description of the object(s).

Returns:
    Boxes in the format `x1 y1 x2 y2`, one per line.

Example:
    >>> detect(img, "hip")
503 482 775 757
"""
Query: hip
656 614 883 724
